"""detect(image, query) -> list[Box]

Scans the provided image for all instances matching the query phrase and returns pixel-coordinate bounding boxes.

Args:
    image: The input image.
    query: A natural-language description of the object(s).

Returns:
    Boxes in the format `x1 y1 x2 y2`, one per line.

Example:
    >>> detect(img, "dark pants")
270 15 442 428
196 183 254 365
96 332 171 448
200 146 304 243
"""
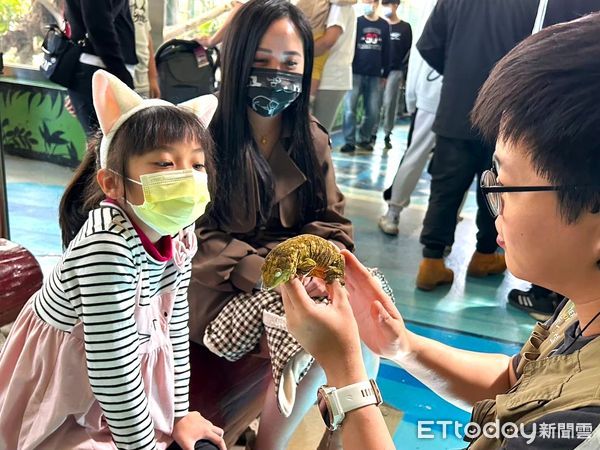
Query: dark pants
67 63 101 135
420 135 498 258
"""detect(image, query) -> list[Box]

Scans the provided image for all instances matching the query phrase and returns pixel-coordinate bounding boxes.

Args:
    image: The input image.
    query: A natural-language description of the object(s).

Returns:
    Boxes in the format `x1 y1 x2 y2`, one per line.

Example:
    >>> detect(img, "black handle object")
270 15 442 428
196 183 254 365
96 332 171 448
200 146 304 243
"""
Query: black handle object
195 440 220 450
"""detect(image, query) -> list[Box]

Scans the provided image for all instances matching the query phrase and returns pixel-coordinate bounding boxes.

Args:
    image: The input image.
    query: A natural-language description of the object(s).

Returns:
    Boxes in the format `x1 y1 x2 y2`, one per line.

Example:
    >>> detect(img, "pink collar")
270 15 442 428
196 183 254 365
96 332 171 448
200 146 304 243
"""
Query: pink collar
104 199 173 262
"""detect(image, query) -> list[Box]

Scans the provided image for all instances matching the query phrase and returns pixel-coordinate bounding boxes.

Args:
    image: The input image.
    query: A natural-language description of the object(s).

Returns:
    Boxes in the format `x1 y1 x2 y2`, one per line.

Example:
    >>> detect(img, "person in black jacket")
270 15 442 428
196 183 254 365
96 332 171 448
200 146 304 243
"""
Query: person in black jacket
65 0 138 134
413 0 540 291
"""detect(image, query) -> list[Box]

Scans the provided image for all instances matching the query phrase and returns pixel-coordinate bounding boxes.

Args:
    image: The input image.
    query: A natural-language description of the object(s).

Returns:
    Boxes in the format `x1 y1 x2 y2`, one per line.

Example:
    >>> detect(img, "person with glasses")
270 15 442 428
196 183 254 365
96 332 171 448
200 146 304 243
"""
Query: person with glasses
280 13 600 450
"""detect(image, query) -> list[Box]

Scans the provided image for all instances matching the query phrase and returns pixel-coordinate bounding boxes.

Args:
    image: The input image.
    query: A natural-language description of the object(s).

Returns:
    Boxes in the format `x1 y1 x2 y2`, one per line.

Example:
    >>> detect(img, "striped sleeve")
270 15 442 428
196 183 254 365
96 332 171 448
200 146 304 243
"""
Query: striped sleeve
62 233 157 450
170 262 191 417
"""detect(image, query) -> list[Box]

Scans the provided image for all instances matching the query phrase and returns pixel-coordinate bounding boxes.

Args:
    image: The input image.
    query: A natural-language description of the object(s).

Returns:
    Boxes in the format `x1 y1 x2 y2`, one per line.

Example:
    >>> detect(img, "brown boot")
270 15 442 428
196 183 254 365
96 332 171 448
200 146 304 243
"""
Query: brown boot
467 251 507 277
416 258 454 291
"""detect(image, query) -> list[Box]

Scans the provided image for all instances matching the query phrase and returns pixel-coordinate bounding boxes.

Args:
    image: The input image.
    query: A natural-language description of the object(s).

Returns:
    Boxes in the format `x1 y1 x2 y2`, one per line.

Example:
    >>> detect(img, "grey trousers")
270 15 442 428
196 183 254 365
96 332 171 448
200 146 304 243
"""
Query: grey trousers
312 89 347 132
375 69 405 136
388 108 436 211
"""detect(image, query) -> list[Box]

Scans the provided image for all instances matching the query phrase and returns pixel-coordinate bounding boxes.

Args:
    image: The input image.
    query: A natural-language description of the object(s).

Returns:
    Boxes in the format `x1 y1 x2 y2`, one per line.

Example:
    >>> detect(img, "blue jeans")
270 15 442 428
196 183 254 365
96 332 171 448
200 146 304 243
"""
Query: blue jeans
343 74 383 145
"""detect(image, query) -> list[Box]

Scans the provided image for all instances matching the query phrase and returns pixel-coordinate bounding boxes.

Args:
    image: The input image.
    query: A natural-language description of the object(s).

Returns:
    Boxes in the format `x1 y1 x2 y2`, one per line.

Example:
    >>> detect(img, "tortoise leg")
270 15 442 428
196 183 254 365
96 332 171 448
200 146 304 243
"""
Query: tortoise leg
296 257 317 277
324 265 345 285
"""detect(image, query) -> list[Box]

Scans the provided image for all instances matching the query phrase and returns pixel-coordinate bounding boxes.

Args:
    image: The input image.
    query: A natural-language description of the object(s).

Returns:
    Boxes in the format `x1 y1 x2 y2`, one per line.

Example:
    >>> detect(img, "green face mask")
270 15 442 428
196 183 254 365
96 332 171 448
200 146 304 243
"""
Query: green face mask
126 169 210 236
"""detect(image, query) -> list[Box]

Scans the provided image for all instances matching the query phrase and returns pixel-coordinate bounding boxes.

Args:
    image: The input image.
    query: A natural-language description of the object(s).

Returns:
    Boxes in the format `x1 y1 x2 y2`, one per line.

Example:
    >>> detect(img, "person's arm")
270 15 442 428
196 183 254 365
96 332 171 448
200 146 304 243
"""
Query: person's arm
281 279 395 450
169 231 226 450
416 0 448 75
404 50 419 114
81 0 134 87
66 234 157 449
314 25 343 56
381 22 391 79
147 31 161 98
341 250 517 412
198 1 244 47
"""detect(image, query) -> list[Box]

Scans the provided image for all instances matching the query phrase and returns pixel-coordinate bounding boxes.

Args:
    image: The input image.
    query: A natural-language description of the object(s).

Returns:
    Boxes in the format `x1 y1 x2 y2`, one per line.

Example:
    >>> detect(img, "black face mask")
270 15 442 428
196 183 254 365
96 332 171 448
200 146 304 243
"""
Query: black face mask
246 68 303 117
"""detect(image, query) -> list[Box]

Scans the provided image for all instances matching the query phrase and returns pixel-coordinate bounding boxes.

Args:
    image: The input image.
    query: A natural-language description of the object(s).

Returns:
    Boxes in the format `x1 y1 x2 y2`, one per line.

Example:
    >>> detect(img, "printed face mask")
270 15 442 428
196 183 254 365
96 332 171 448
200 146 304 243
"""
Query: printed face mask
126 169 210 236
247 68 303 117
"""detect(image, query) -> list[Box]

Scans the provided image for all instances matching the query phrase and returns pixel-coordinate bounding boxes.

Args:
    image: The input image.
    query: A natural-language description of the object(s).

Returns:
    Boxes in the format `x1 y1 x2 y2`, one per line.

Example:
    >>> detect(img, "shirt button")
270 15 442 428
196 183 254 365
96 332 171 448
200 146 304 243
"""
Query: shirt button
163 312 168 317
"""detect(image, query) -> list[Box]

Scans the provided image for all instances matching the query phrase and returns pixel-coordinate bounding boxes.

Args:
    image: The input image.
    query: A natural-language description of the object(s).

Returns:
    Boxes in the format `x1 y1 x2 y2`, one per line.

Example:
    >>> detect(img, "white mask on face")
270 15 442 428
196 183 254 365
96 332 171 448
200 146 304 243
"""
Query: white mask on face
362 3 375 16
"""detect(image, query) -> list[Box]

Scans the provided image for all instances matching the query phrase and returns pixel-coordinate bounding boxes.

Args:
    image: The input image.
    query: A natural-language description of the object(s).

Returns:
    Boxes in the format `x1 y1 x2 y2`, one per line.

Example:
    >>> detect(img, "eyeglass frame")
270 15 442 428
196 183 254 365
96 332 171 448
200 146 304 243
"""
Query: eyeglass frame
480 169 597 218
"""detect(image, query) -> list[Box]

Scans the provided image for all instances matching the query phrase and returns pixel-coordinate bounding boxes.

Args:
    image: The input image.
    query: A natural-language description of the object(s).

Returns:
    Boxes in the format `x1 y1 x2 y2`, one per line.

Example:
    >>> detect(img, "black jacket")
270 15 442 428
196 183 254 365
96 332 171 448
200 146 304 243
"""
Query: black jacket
417 0 538 140
65 0 137 87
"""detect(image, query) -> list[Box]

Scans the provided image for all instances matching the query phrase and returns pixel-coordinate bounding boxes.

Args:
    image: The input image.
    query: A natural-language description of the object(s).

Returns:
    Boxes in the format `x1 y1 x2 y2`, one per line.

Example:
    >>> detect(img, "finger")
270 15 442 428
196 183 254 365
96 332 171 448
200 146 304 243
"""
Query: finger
283 278 315 312
341 250 371 278
281 284 296 313
371 300 402 325
205 434 227 450
326 281 350 310
211 424 224 437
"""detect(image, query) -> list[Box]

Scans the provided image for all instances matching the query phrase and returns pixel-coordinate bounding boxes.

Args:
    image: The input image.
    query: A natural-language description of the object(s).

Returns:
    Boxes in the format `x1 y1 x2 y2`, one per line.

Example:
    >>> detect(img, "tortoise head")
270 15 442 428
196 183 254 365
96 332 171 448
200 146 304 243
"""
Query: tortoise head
261 252 295 290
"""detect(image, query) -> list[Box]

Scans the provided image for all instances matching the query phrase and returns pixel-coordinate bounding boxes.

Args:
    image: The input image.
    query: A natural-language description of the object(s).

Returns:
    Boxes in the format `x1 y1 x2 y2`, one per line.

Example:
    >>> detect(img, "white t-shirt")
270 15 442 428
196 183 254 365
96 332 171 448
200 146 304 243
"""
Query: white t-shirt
319 5 357 91
130 0 152 95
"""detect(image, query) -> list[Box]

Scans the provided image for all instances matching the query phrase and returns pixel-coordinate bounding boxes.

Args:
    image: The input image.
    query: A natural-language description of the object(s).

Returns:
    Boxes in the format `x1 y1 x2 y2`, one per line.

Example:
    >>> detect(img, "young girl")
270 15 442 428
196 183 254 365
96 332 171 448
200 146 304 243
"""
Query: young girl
0 70 225 450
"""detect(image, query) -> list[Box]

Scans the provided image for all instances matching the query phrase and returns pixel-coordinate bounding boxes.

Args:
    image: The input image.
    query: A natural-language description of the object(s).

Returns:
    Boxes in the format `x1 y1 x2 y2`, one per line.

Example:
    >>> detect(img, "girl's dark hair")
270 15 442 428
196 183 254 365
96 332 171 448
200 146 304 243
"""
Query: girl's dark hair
59 106 213 248
208 0 326 228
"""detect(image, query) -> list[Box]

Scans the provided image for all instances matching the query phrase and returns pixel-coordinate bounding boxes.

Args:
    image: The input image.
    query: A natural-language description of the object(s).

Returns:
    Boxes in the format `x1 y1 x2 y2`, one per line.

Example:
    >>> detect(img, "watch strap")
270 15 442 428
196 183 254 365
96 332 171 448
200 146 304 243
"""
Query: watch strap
335 379 383 414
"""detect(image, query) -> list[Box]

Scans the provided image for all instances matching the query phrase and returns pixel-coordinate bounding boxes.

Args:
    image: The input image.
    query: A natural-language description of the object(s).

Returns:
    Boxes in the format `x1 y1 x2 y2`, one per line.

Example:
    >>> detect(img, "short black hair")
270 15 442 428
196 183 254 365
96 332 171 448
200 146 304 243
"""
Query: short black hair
472 13 600 223
382 0 400 4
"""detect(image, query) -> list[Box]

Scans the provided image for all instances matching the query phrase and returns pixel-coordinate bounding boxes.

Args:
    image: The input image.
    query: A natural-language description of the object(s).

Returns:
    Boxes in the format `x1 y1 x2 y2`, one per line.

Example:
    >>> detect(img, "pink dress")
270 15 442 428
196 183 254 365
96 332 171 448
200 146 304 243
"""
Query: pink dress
0 204 197 450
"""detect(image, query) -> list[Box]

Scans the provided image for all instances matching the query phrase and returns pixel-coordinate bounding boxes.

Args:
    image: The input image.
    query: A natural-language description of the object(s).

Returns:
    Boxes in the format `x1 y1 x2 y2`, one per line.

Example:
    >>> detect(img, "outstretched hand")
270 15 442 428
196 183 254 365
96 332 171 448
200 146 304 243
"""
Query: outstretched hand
281 279 366 382
342 250 411 360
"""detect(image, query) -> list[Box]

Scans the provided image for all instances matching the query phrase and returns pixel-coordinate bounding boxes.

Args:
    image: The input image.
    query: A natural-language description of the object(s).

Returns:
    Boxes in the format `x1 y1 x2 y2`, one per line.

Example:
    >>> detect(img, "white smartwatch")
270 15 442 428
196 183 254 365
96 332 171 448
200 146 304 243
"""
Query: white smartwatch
317 379 383 431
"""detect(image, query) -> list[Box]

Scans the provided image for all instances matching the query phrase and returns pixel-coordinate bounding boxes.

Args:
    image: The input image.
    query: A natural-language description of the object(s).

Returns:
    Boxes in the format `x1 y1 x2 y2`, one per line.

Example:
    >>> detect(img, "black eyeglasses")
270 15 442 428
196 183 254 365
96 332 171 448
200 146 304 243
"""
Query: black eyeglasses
480 169 593 218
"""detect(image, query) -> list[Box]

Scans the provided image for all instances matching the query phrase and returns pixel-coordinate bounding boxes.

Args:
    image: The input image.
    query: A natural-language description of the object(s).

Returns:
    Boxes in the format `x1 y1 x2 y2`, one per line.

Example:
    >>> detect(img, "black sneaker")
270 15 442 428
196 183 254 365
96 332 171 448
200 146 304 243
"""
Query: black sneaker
384 135 392 149
508 285 563 319
357 141 374 152
370 134 377 144
340 143 355 153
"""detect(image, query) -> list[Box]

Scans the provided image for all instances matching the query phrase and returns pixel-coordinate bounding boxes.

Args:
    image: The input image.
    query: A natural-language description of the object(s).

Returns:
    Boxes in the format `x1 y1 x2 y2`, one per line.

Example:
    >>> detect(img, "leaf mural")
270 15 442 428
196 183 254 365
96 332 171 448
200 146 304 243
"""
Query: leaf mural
2 83 66 119
1 79 84 167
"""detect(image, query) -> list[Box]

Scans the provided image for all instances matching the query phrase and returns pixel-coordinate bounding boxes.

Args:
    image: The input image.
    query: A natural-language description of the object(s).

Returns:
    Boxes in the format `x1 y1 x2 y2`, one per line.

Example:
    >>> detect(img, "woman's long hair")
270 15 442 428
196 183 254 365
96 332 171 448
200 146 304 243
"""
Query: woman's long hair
59 106 212 248
208 0 327 228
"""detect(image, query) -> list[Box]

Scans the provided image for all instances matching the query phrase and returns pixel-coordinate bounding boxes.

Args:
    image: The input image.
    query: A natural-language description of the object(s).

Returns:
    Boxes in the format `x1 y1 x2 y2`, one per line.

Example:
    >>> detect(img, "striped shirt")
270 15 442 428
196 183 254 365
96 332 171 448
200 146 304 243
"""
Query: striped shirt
33 203 192 450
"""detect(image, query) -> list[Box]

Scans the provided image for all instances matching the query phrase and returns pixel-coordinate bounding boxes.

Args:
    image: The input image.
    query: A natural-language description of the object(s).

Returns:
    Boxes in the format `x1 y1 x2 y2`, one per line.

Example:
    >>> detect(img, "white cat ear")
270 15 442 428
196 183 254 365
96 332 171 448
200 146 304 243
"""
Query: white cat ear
92 70 144 136
179 94 219 127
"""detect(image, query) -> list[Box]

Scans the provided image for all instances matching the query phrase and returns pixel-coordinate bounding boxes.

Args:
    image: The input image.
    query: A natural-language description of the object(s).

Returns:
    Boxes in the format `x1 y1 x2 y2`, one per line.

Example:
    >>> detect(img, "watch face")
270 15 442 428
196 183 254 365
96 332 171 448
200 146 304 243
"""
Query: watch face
317 389 334 430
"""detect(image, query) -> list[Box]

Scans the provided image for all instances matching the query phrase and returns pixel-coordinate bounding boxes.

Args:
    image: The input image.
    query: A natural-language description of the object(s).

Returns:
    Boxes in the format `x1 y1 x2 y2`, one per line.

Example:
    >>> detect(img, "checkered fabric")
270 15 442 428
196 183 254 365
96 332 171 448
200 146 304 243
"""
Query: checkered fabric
203 268 395 416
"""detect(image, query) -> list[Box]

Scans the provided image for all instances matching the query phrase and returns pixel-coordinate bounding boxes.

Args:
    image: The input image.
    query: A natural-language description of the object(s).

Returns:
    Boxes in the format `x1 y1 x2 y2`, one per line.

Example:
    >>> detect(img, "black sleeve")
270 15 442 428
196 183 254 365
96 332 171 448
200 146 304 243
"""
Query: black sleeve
416 0 448 75
401 23 413 72
501 407 600 449
80 0 134 87
381 22 391 78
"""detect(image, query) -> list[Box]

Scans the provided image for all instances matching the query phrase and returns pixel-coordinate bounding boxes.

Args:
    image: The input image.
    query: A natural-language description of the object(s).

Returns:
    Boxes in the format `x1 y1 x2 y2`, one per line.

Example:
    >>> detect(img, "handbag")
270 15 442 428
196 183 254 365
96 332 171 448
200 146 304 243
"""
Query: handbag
40 23 83 88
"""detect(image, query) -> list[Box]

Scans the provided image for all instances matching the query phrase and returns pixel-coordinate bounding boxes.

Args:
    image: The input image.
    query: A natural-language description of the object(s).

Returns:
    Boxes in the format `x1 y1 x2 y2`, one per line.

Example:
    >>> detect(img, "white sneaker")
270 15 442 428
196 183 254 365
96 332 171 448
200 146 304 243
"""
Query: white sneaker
378 215 399 235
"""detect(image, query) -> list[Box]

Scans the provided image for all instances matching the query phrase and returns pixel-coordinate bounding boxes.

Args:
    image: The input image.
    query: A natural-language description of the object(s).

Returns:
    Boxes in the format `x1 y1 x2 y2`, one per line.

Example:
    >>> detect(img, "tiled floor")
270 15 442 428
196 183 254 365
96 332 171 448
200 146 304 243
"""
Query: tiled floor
3 121 536 448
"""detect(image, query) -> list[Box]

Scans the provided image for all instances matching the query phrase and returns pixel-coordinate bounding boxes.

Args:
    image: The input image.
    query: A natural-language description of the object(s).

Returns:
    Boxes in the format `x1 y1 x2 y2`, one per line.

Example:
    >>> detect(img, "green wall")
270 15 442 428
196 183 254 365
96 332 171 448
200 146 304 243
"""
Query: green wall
1 77 86 168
